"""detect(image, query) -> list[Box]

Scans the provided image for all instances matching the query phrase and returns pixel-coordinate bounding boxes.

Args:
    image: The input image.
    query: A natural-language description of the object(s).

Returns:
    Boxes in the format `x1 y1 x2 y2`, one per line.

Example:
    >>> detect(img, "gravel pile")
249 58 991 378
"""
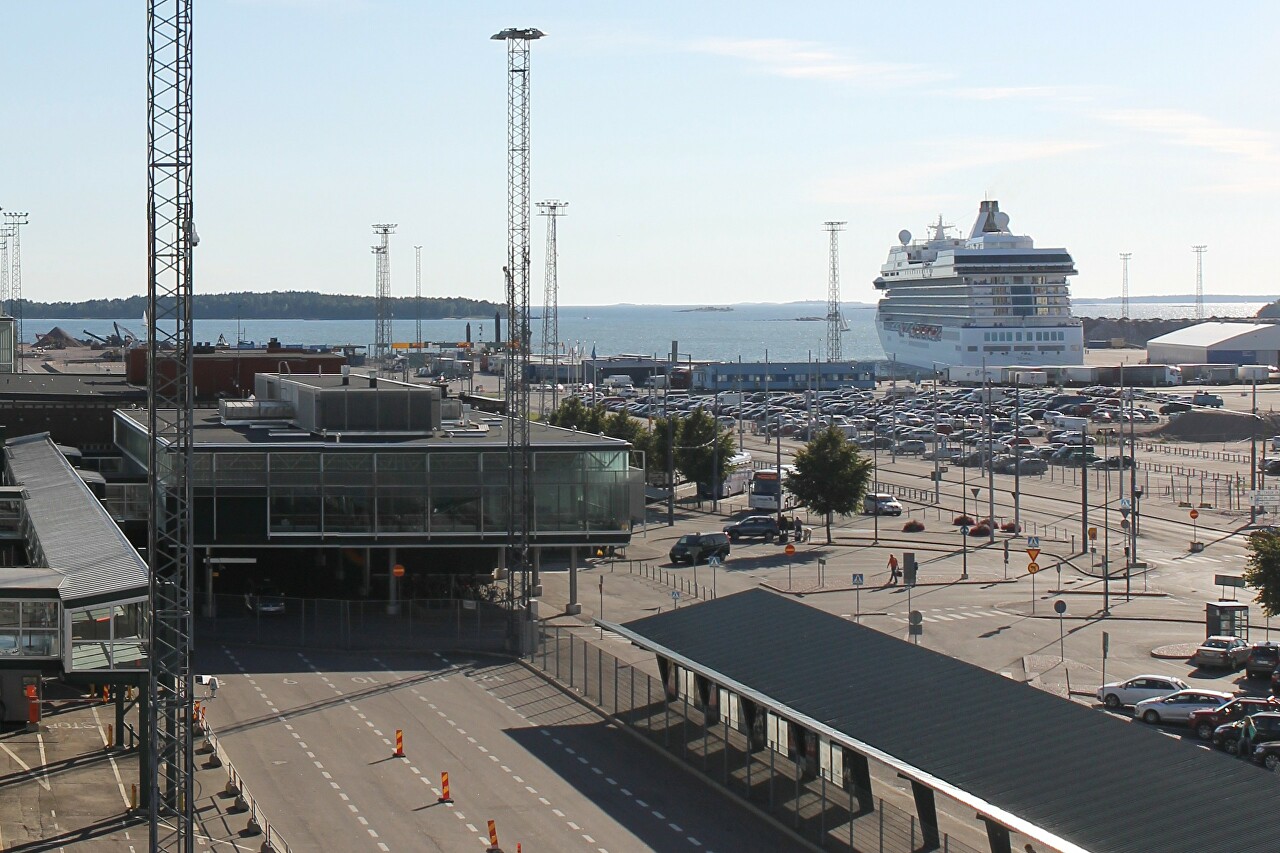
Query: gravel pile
1151 409 1280 443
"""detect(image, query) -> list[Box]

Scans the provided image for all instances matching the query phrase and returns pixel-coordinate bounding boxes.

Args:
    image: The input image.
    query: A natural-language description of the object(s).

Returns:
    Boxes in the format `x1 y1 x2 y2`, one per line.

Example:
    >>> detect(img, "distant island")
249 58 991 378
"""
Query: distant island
25 290 503 321
676 306 733 313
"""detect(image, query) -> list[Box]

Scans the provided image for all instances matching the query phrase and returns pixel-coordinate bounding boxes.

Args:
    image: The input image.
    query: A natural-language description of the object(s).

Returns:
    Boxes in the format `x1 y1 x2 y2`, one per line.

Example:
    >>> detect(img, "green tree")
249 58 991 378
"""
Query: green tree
785 426 873 544
1244 529 1280 616
602 409 646 445
673 409 739 497
547 397 607 434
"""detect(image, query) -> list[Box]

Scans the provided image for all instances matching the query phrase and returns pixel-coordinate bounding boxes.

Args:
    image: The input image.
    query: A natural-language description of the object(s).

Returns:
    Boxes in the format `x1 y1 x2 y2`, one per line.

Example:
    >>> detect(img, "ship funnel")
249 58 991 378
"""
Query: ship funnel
969 200 1009 237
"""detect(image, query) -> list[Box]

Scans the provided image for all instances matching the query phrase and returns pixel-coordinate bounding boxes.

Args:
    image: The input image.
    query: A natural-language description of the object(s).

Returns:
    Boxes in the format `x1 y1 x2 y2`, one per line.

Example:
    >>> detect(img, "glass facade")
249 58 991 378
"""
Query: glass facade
68 598 147 671
0 599 60 658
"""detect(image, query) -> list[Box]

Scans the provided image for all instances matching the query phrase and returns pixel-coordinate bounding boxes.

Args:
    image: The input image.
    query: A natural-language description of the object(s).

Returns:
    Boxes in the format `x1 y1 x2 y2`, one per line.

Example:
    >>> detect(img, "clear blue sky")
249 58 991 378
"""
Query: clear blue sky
3 1 1277 306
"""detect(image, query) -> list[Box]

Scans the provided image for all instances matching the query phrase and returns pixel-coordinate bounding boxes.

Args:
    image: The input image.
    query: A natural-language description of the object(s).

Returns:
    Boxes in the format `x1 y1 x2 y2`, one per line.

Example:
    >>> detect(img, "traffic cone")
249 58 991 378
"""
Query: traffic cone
393 729 405 758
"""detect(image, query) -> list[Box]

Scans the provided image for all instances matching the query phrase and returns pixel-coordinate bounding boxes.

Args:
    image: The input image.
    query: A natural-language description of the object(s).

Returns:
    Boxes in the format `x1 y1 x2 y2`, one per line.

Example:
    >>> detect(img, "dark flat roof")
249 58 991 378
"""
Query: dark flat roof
0 373 143 398
611 589 1277 853
116 408 628 449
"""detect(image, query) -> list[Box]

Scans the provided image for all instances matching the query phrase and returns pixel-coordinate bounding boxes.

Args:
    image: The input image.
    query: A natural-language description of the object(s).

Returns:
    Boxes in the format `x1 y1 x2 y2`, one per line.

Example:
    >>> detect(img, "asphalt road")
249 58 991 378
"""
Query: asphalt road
201 644 796 853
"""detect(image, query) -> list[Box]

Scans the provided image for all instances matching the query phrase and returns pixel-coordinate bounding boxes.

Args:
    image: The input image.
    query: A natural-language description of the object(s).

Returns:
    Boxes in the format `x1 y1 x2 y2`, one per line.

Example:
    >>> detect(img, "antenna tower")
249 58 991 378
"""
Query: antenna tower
1120 252 1132 320
414 245 423 348
1192 245 1207 321
823 221 846 362
538 200 567 412
492 26 544 615
372 224 396 368
146 0 197 849
4 212 29 361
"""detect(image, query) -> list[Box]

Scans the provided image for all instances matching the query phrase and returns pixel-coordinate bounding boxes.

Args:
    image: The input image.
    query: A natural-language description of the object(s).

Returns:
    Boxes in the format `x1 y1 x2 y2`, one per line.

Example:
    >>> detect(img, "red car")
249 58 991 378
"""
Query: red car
1189 696 1280 740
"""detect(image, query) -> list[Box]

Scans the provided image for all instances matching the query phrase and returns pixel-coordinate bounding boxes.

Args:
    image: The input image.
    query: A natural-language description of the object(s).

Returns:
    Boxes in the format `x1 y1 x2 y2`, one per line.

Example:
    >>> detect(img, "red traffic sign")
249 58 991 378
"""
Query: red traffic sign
1189 509 1199 520
1026 548 1041 562
784 544 796 556
393 564 405 578
1027 562 1041 574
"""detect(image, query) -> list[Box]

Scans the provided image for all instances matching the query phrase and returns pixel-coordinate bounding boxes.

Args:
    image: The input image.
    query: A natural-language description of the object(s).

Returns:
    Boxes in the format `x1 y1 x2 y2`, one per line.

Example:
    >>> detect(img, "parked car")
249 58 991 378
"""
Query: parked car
723 515 782 542
245 586 286 616
1189 696 1280 739
1213 719 1248 754
1096 675 1189 709
1192 636 1251 670
862 493 903 516
1249 737 1280 771
1159 401 1192 415
1134 689 1235 725
1240 712 1280 760
1245 642 1280 680
669 532 731 565
893 439 927 455
1192 392 1224 408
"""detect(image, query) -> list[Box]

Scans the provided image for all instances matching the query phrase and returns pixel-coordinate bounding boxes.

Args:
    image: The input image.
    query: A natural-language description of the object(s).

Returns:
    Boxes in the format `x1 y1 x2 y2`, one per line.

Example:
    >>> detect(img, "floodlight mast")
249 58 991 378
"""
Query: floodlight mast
538 200 567 412
146 1 197 849
823 221 846 363
493 27 544 618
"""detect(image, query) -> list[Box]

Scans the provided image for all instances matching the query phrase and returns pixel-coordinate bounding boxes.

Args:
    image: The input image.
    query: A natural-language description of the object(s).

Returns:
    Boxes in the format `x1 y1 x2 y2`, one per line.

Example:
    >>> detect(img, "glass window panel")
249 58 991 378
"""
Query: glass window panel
431 486 481 532
270 490 322 532
0 601 18 628
21 602 57 628
21 631 57 657
378 491 427 533
481 486 508 532
0 630 18 657
324 453 373 472
323 489 373 533
431 453 479 474
480 453 510 485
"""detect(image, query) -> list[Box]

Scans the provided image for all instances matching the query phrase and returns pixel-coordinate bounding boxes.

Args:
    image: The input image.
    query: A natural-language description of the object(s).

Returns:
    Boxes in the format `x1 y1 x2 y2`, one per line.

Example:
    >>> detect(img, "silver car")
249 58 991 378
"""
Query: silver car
1134 689 1235 725
1096 675 1188 709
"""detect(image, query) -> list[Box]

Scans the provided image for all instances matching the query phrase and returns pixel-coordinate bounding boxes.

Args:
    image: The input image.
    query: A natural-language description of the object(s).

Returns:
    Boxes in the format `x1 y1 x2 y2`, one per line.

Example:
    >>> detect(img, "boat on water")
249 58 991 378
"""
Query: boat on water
873 200 1084 374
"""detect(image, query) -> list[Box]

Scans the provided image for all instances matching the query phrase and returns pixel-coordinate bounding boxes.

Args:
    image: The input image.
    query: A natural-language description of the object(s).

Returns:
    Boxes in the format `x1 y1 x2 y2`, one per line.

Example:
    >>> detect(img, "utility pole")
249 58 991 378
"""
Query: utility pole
1119 252 1132 321
414 245 423 350
3 212 29 363
146 1 196 848
1081 420 1090 557
493 26 545 611
372 224 396 371
824 221 846 363
1192 245 1207 322
538 200 567 411
1252 375 1259 525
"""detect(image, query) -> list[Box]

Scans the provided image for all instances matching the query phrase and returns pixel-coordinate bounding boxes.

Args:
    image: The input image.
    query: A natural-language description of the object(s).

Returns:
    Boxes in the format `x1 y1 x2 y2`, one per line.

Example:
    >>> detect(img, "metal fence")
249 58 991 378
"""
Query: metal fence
200 720 293 853
530 625 984 853
196 595 511 652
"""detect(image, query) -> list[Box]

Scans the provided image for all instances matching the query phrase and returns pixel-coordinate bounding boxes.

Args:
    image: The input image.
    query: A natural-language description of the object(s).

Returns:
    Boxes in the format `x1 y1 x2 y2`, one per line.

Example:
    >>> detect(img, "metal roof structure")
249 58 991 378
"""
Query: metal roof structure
1147 321 1280 350
5 433 148 604
609 589 1279 853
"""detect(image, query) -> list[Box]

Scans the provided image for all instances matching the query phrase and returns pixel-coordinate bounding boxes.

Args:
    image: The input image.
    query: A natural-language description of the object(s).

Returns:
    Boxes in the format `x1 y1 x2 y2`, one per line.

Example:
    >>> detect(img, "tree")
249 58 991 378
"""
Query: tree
546 397 607 434
1244 529 1280 617
672 409 739 498
785 426 873 543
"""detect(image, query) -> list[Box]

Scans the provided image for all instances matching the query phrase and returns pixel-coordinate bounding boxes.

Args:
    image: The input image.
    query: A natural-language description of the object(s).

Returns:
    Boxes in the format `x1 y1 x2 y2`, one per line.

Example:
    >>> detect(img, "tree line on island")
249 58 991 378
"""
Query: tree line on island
26 291 502 320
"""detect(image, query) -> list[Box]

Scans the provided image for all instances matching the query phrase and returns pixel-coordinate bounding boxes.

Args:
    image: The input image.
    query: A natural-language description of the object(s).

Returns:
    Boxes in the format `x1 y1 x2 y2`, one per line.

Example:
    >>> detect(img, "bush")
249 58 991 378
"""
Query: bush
968 523 992 537
903 519 925 533
1000 521 1021 533
953 514 975 526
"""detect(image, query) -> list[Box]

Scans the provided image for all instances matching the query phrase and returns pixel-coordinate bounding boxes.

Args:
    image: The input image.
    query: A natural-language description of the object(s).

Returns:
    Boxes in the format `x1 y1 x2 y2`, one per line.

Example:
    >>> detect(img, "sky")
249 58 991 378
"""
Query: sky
2 1 1278 307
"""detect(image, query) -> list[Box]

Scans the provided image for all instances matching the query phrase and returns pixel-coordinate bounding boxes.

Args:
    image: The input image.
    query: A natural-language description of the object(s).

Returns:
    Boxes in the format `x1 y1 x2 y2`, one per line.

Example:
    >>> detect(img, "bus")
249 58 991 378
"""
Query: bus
748 466 796 512
701 452 753 499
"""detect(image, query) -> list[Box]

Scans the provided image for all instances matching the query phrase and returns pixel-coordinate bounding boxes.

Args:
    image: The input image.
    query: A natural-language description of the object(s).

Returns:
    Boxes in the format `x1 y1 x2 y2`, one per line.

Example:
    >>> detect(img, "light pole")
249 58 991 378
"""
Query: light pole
931 365 941 504
872 427 880 545
712 390 721 514
1251 376 1260 525
1099 428 1111 617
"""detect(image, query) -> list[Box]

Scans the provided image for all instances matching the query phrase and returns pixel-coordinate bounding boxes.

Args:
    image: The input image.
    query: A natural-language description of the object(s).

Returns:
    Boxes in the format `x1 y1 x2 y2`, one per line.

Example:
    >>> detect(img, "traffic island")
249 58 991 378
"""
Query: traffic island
1151 643 1197 660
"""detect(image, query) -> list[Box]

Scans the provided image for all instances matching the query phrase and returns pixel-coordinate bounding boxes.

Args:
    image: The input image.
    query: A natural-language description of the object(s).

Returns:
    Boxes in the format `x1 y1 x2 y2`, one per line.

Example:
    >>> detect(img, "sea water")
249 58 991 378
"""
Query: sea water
30 300 1268 365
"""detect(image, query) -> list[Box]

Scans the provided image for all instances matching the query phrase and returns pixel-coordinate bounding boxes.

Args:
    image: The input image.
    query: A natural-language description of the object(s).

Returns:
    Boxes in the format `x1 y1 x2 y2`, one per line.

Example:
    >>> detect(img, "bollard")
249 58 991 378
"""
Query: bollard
225 777 241 797
393 729 405 758
260 839 276 853
102 685 109 704
131 783 138 811
106 723 114 750
486 819 502 853
235 792 249 812
245 811 262 836
438 771 453 804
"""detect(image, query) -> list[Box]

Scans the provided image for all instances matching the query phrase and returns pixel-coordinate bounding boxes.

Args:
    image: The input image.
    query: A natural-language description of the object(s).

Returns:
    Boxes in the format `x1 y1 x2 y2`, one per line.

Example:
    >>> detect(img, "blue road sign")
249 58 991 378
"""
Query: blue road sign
851 573 865 586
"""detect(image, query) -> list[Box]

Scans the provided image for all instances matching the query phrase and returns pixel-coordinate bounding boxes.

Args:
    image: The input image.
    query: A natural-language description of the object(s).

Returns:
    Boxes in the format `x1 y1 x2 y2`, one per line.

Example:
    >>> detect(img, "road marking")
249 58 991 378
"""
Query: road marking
568 821 581 830
605 777 616 785
552 809 565 818
652 810 665 820
669 822 683 832
538 797 550 805
635 799 648 808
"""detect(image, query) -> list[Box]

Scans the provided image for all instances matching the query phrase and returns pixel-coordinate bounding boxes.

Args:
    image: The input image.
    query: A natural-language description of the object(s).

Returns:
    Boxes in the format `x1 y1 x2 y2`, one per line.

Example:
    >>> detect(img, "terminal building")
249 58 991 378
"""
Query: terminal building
113 371 639 604
1147 321 1280 367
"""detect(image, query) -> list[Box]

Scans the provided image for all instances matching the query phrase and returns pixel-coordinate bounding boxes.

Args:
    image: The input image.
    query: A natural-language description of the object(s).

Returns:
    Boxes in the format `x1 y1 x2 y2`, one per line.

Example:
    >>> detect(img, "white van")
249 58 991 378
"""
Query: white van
863 493 903 516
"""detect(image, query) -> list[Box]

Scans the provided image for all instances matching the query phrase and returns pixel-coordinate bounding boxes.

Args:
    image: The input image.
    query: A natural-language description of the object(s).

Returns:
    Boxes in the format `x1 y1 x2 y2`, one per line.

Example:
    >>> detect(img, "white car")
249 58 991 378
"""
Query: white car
1134 689 1235 725
1096 675 1188 709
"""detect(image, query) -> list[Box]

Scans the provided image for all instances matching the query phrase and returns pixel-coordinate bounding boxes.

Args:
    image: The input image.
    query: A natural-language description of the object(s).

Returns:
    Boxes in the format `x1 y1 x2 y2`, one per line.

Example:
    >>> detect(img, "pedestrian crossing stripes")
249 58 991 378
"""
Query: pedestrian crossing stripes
887 605 1013 624
1175 554 1223 565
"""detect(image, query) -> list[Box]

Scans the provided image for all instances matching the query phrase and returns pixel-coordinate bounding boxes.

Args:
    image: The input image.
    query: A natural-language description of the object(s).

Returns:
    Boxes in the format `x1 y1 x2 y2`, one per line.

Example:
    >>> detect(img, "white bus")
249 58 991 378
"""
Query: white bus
748 466 796 512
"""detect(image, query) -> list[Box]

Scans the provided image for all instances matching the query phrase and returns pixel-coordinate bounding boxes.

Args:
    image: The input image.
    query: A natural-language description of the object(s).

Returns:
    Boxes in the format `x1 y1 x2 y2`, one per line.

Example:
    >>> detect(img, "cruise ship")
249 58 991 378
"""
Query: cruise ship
874 200 1084 373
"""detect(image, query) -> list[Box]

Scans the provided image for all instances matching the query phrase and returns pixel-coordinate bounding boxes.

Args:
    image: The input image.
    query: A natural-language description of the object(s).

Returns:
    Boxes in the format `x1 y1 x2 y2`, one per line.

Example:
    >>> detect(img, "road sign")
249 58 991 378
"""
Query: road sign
671 590 680 600
708 556 722 568
1215 574 1247 589
1054 600 1066 615
1088 527 1098 541
1247 489 1280 508
909 610 923 625
1189 509 1199 520
392 564 405 578
785 543 796 556
851 573 865 586
1119 498 1131 510
1026 536 1041 549
959 525 971 536
1027 562 1041 574
1027 548 1041 562
1102 631 1110 658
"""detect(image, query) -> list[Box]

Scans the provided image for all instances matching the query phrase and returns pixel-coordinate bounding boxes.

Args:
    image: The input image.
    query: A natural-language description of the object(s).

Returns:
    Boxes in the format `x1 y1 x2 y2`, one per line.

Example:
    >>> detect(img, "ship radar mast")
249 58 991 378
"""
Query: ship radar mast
928 215 954 242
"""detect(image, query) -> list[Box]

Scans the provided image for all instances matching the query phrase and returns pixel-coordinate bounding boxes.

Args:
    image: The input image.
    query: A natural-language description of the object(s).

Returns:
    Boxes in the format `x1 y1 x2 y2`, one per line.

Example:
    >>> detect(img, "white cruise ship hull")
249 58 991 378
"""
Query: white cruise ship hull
876 316 1085 373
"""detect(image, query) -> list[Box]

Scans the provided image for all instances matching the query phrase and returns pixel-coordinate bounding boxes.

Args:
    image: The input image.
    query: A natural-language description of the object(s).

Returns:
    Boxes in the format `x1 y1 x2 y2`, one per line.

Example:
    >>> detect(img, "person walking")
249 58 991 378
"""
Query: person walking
887 554 900 585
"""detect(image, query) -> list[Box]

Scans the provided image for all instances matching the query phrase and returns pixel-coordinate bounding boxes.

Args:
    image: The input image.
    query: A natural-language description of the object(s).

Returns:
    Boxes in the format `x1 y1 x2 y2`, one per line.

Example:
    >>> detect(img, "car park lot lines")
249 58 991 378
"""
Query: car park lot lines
202 646 792 853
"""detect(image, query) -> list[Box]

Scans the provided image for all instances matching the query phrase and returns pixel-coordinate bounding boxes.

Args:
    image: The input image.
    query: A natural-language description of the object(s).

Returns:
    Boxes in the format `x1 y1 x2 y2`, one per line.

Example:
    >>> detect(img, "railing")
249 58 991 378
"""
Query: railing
201 721 293 853
614 559 714 601
529 626 986 853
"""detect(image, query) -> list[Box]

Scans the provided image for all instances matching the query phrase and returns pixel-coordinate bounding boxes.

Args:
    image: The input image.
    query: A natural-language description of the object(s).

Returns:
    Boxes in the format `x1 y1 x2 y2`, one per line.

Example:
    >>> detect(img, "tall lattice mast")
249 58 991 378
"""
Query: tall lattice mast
493 27 544 611
4 212 29 362
414 244 423 348
372 224 396 368
1192 245 1207 321
1120 252 1132 320
146 1 196 849
538 200 567 410
823 221 846 362
0 223 10 316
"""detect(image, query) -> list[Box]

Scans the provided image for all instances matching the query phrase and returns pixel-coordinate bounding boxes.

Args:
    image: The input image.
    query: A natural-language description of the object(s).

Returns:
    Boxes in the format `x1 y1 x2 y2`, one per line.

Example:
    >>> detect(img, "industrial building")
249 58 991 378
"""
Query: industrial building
1147 321 1280 367
693 360 877 392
